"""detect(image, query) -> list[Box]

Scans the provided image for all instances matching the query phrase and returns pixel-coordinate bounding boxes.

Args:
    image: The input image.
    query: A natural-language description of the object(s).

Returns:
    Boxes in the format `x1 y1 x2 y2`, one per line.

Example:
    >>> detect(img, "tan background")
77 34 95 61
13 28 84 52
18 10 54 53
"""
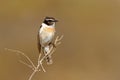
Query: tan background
0 0 120 80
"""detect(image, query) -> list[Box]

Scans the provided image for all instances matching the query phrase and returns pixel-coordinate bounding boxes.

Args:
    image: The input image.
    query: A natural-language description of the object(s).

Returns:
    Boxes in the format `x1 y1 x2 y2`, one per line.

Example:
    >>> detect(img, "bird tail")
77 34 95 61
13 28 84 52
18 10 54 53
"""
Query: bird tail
44 45 53 65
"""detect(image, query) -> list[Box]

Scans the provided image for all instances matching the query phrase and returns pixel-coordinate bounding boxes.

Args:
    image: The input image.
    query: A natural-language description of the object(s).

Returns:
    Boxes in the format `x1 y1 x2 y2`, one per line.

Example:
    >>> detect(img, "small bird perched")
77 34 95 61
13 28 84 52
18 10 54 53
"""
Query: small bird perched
37 17 58 65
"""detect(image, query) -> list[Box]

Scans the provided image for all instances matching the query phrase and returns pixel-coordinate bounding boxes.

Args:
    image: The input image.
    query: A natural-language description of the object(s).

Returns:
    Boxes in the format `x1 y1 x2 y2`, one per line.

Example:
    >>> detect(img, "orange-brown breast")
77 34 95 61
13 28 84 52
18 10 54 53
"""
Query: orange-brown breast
44 27 55 32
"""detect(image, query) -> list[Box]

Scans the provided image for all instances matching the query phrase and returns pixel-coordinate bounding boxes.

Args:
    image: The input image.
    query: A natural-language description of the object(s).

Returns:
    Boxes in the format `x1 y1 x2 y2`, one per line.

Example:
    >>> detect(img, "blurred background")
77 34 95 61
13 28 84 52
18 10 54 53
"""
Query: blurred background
0 0 120 80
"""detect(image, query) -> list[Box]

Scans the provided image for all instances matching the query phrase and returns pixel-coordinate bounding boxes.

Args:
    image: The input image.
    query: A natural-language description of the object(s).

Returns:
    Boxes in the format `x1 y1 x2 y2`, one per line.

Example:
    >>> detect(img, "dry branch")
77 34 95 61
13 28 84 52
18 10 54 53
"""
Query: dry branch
5 35 63 80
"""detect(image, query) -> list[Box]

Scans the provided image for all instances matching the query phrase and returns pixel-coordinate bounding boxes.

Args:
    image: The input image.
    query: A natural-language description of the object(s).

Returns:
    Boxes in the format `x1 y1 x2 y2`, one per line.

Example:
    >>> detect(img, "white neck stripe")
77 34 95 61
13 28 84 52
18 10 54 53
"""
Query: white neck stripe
42 23 55 28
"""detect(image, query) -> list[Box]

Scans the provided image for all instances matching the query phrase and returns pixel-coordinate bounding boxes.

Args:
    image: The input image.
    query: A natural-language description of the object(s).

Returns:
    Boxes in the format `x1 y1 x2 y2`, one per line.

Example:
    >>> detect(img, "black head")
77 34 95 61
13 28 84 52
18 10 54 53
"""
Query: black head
43 17 58 25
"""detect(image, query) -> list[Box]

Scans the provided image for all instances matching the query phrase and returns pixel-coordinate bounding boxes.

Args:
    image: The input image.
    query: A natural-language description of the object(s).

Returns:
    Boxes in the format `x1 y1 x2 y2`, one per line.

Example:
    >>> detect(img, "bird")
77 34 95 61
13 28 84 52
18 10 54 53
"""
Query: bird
37 16 58 65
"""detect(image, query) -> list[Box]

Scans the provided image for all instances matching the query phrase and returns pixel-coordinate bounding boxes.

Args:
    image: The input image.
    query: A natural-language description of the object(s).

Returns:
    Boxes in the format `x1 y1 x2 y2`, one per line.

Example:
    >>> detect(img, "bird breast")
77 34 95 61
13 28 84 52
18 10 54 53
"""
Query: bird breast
39 27 55 45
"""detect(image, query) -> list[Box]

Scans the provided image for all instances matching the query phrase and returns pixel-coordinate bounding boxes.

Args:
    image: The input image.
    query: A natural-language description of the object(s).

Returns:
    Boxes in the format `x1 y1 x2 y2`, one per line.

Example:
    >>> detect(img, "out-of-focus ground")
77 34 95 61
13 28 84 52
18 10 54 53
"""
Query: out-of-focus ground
0 0 120 80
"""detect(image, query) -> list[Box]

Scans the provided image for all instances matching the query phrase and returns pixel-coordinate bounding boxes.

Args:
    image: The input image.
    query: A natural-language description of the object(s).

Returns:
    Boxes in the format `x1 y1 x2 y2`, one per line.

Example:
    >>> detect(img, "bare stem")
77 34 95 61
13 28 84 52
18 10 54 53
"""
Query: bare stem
19 60 34 70
5 35 63 80
28 69 37 80
5 48 36 70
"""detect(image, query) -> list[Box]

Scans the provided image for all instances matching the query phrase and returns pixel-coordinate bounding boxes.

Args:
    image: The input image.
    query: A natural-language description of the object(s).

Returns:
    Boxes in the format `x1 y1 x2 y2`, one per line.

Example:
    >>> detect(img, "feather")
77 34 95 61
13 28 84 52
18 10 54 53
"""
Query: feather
37 25 42 53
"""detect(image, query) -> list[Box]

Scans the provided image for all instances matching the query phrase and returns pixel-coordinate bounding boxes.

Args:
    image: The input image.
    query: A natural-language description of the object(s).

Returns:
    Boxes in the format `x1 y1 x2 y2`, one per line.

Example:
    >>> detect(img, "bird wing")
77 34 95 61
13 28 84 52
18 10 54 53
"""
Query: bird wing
37 26 42 53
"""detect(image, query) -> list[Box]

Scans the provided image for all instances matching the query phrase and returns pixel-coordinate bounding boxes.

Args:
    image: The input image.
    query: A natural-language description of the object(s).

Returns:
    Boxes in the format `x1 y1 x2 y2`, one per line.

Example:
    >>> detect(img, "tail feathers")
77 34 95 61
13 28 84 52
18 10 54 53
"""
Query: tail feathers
44 46 53 65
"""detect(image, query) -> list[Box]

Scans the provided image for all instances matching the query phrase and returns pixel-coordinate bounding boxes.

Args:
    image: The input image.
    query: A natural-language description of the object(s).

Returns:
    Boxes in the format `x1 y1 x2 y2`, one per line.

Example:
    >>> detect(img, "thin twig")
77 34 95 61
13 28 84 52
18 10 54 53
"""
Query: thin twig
5 35 63 80
40 62 46 72
5 48 36 70
28 69 37 80
19 60 34 70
